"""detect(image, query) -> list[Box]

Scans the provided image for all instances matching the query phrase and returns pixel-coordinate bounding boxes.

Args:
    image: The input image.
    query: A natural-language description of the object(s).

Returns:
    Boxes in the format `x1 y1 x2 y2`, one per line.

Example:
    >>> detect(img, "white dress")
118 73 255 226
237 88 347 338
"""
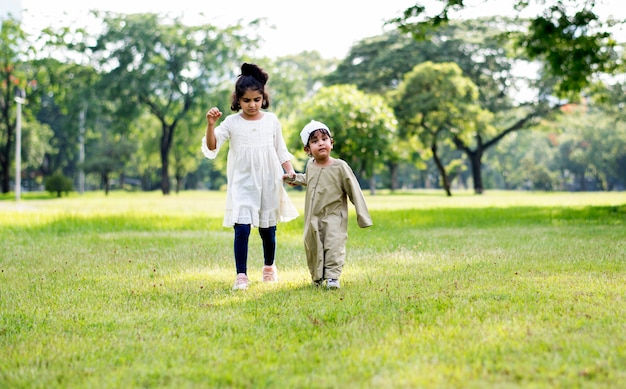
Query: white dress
201 112 299 228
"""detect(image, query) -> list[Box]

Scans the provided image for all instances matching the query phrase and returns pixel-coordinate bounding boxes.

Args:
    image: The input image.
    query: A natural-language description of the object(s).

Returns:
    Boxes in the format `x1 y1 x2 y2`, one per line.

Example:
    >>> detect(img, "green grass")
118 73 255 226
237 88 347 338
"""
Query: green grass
1 190 625 388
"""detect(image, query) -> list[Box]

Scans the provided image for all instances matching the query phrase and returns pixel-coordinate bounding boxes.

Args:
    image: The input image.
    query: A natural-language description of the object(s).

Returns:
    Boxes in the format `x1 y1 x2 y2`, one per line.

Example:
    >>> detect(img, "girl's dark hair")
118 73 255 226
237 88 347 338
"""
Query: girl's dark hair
230 63 270 111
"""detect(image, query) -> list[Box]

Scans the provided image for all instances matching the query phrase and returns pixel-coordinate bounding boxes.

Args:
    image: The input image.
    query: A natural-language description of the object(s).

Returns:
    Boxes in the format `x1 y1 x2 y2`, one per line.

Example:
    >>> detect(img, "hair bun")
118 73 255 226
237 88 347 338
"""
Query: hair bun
240 63 268 85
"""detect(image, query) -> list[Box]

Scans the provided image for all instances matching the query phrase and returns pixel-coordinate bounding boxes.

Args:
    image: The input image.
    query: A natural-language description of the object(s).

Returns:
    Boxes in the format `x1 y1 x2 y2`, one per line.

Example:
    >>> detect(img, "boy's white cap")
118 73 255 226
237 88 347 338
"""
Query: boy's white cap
300 120 331 146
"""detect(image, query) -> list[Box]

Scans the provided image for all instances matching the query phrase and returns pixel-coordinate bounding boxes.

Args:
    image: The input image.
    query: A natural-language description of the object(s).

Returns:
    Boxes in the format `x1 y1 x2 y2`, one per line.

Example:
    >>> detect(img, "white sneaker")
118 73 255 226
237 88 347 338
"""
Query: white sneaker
326 279 340 289
262 265 278 282
233 273 249 290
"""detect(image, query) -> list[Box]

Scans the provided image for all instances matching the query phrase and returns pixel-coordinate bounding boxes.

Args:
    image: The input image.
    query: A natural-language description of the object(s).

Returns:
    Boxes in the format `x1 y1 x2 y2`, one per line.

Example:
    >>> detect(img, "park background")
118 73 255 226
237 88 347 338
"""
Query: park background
1 1 626 387
1 0 625 198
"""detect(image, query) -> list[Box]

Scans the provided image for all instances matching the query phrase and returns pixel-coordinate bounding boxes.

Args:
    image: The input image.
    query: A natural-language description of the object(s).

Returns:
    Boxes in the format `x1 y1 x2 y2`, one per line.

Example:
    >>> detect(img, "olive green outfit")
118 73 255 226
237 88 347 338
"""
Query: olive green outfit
292 158 372 282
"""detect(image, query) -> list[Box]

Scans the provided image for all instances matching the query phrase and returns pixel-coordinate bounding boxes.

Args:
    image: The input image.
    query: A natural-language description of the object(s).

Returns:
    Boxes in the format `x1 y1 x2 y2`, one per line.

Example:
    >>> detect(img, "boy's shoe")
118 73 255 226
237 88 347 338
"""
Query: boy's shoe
326 279 340 289
312 279 323 287
233 273 249 290
262 265 278 282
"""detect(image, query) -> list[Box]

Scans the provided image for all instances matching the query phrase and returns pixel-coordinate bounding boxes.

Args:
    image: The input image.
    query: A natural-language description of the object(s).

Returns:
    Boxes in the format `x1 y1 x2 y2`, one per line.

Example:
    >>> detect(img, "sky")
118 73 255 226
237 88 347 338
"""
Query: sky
1 0 532 59
5 0 626 59
12 0 418 59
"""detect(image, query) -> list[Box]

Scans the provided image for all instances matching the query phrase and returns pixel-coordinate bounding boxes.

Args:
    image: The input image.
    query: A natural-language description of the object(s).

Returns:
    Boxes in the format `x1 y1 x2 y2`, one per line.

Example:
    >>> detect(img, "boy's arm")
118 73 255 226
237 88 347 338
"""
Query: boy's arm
342 165 372 228
284 172 306 186
283 159 310 187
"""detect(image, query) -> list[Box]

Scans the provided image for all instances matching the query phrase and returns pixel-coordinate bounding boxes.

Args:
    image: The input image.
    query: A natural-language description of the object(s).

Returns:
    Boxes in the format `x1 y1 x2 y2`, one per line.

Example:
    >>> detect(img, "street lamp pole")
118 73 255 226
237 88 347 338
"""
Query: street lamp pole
79 107 85 194
14 88 25 202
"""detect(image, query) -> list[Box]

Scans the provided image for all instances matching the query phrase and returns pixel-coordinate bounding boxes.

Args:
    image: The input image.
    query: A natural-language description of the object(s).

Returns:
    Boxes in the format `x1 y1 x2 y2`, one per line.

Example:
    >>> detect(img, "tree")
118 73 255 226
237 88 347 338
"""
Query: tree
17 118 53 191
293 85 396 194
80 98 137 195
30 58 100 184
256 52 337 162
482 130 532 189
388 0 622 97
588 83 626 190
171 111 204 193
551 109 626 191
482 103 626 192
390 61 490 196
86 12 259 195
0 17 37 194
44 171 73 197
328 19 571 194
261 51 337 119
83 131 134 196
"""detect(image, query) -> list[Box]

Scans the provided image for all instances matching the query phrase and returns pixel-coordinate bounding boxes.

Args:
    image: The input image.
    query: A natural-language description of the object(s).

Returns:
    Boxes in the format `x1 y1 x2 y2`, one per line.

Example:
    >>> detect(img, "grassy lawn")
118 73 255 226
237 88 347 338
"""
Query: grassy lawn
1 190 625 388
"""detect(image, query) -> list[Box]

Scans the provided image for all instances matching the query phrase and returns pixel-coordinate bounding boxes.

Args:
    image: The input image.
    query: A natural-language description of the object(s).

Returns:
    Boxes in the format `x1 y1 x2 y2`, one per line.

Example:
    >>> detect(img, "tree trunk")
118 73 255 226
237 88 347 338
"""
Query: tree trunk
369 175 376 196
431 144 452 197
454 135 484 195
161 156 170 195
468 149 484 194
0 156 9 193
160 124 175 195
104 172 110 196
453 105 565 196
1 127 12 193
579 171 586 191
175 174 183 193
387 161 398 191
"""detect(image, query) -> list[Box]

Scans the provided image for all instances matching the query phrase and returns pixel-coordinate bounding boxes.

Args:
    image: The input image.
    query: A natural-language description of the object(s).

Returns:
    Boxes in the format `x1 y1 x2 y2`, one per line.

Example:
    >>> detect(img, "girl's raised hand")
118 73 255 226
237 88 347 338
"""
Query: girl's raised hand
206 107 222 125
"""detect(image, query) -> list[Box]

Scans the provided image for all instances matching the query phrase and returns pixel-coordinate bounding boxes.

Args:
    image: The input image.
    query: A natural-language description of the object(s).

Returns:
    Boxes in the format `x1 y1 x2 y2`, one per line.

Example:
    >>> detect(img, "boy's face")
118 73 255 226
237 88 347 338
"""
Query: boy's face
305 129 333 160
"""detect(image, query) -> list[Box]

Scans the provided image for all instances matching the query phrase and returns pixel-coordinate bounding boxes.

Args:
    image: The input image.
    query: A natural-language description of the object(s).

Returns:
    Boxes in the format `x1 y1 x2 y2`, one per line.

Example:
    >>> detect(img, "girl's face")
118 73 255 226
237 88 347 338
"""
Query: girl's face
239 89 264 120
307 130 333 162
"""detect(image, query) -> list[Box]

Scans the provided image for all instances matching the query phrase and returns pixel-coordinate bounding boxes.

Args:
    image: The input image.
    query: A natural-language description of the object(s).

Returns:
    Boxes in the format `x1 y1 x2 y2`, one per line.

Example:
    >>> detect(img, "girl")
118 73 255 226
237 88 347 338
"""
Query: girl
202 63 298 290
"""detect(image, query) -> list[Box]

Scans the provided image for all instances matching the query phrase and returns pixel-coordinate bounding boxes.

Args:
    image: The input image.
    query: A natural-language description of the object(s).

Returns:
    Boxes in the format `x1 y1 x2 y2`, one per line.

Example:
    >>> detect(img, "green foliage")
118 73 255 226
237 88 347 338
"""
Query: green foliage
0 16 37 194
18 119 53 172
30 59 100 176
8 7 626 197
327 21 516 111
83 130 136 195
552 110 626 191
293 85 396 181
388 0 622 96
390 61 492 195
84 12 260 194
44 172 73 197
486 109 626 191
262 52 338 119
0 191 624 387
517 6 618 96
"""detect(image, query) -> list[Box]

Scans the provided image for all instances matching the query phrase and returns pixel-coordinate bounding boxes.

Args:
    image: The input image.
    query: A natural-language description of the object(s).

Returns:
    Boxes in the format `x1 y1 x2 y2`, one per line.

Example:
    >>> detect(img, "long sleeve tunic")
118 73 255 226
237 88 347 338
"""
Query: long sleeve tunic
201 112 298 228
293 158 372 281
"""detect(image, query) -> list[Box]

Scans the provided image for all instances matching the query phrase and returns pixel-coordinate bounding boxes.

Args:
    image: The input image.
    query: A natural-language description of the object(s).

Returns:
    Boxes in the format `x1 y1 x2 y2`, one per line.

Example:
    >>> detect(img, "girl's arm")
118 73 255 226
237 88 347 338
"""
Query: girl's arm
205 107 222 151
282 161 295 178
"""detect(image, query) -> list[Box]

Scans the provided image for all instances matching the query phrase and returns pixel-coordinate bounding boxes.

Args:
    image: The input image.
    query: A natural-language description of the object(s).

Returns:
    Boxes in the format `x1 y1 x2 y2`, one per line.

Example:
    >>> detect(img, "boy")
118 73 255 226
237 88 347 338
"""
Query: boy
285 120 372 288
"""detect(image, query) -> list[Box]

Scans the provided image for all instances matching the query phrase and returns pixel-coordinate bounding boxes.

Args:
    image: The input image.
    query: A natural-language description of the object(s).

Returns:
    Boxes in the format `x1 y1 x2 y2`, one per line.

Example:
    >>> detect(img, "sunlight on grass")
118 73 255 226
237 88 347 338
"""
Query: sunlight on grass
1 190 624 388
2 188 624 215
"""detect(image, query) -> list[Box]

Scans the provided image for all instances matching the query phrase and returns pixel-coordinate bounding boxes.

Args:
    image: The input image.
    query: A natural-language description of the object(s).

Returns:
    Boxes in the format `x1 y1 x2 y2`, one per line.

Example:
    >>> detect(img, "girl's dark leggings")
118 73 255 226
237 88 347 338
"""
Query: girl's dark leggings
233 223 276 274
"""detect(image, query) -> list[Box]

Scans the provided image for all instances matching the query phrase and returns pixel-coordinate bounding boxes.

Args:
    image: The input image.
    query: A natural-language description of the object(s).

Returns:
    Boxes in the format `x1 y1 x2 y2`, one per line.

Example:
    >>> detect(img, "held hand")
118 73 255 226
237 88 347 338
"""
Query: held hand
206 107 222 125
282 172 298 186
